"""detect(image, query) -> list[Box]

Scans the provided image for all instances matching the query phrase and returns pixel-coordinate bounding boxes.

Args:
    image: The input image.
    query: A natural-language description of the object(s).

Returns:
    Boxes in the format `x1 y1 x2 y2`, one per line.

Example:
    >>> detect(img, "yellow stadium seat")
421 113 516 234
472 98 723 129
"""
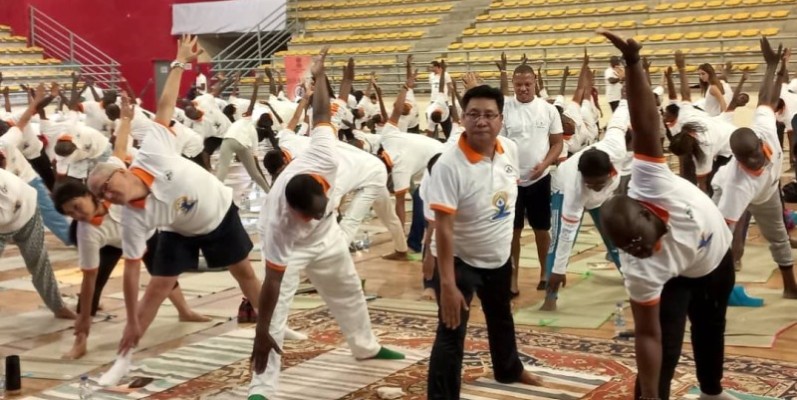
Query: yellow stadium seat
447 56 465 63
660 17 677 25
589 36 606 44
713 13 731 21
531 0 545 4
462 42 477 50
671 2 688 9
476 14 490 21
666 33 684 40
555 37 572 45
582 7 597 14
536 10 550 17
725 0 741 5
761 27 778 36
722 30 740 38
602 21 618 29
549 9 565 17
633 34 648 42
630 4 647 11
476 41 493 49
585 22 600 29
503 0 518 6
396 44 410 51
491 27 506 34
508 40 524 47
518 0 532 5
684 32 703 40
618 21 635 28
521 25 536 33
571 37 588 45
689 1 707 7
706 0 723 5
740 29 760 37
750 11 769 19
742 0 758 4
592 51 610 59
523 39 539 47
702 31 721 39
695 15 713 22
648 34 666 42
537 24 552 31
492 40 508 48
728 45 751 52
506 26 520 34
731 12 750 20
546 69 562 77
675 16 694 24
655 3 671 10
772 10 790 18
463 28 476 35
569 22 585 30
649 66 661 74
448 43 462 50
565 9 579 16
760 0 778 3
540 38 557 46
519 11 534 19
614 5 630 12
503 11 519 19
553 23 568 31
477 27 491 35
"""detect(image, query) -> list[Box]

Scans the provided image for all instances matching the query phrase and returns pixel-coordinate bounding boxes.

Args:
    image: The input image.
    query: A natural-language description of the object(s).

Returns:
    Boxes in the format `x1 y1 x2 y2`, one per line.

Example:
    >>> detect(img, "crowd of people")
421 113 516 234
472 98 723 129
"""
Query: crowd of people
1 27 796 400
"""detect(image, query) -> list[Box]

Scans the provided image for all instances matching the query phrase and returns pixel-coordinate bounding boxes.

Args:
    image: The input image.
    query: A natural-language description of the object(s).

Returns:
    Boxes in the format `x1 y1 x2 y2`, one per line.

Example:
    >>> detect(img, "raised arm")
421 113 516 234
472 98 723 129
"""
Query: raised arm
664 67 677 101
643 57 653 86
1 86 9 113
373 80 388 125
388 56 417 125
15 83 48 132
449 81 460 123
559 66 571 97
572 51 590 103
600 29 663 159
284 85 311 131
265 67 277 96
338 57 354 102
760 38 784 109
496 52 509 96
726 71 748 112
156 34 203 126
675 51 691 103
312 47 332 127
113 94 134 160
244 74 262 117
83 76 101 102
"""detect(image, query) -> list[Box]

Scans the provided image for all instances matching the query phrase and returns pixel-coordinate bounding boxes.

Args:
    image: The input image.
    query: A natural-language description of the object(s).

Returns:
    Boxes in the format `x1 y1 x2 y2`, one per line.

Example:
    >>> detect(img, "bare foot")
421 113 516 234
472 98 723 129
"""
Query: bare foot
54 307 77 320
62 334 87 360
179 311 212 322
539 298 557 311
518 370 544 386
420 287 436 301
382 251 409 261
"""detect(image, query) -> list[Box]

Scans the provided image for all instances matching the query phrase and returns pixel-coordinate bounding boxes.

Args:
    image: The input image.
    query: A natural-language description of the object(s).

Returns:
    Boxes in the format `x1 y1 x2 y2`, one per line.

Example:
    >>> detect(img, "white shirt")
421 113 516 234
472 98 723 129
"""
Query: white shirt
604 67 622 102
77 202 124 269
121 123 233 259
712 106 782 222
80 100 113 135
397 90 419 132
703 82 733 117
3 118 44 160
677 108 737 176
224 117 260 150
550 100 630 274
171 120 205 158
622 157 732 304
780 84 797 131
500 96 563 186
195 73 208 94
380 123 445 194
425 92 450 131
115 107 154 142
429 71 452 98
352 129 382 154
427 135 519 268
191 94 232 138
0 168 37 234
258 125 339 271
0 127 39 182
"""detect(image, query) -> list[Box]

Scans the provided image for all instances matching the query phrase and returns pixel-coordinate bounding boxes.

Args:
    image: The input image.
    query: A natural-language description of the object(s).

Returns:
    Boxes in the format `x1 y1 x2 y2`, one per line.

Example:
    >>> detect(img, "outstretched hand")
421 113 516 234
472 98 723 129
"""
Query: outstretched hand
176 34 204 64
596 29 642 65
496 52 507 71
120 93 135 120
760 37 783 67
674 51 687 70
311 46 331 78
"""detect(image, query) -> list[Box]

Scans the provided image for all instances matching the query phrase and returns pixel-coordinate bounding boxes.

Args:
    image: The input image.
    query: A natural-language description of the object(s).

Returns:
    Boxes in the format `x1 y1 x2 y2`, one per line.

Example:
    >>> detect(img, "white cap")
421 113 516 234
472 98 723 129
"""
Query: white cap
788 78 797 94
653 86 664 97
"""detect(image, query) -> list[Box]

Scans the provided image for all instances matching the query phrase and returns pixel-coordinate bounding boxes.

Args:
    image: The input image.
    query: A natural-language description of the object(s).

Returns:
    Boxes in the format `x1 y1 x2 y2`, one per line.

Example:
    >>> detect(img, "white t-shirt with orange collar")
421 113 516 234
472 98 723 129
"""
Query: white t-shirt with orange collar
621 156 732 304
77 202 123 270
121 123 233 260
427 135 520 269
379 123 444 195
0 168 37 234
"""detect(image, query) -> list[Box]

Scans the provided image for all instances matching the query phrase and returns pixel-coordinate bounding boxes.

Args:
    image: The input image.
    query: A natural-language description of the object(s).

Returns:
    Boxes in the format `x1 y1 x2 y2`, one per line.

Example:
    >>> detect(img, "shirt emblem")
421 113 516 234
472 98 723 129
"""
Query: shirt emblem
174 196 197 214
491 191 511 221
698 232 713 250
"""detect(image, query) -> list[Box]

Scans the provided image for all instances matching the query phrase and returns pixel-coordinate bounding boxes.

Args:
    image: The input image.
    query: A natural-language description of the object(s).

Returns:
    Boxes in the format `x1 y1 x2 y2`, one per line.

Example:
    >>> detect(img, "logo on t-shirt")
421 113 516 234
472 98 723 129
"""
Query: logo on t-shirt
0 184 6 194
698 232 713 250
491 191 511 221
173 196 197 214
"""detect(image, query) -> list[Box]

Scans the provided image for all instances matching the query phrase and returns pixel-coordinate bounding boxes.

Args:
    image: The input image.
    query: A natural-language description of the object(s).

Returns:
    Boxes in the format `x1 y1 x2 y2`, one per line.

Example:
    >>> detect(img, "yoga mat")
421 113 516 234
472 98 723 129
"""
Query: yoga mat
211 347 427 400
519 241 600 266
513 270 627 329
0 308 112 345
687 288 797 348
367 297 439 316
54 266 124 285
290 295 327 310
567 253 619 275
21 316 223 380
461 365 610 400
0 249 78 272
682 387 782 399
736 246 778 283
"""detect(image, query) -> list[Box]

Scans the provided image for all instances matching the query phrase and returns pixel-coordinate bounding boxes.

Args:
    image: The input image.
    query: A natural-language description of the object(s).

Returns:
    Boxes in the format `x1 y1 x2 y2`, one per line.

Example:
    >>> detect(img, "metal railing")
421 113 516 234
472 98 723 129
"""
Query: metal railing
29 6 121 89
212 0 301 76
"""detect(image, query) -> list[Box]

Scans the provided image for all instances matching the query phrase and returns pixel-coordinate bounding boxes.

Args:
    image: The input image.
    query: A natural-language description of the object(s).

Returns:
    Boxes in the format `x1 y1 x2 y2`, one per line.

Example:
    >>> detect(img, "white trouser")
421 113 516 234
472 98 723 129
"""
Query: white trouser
248 231 381 398
338 185 408 253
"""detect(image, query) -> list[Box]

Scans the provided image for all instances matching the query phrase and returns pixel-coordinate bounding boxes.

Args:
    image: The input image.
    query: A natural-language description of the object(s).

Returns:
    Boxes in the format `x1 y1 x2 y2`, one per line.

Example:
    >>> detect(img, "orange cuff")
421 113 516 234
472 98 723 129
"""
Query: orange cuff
634 154 666 163
266 261 287 272
430 204 456 215
633 297 661 307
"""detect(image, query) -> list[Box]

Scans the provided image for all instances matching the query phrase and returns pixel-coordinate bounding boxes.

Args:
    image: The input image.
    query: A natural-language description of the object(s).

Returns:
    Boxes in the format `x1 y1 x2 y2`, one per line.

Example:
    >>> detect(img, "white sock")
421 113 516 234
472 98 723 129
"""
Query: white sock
98 352 132 386
284 327 308 341
699 390 740 400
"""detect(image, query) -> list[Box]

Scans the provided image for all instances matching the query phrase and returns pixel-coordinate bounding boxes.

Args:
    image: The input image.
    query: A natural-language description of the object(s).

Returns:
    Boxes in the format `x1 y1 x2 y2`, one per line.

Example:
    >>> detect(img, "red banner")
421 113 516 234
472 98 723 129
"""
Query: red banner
284 55 312 101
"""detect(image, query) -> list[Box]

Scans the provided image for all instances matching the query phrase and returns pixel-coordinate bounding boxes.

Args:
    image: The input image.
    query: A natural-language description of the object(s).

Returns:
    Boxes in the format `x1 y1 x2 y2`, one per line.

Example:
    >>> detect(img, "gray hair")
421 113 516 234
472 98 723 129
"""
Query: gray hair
87 162 122 195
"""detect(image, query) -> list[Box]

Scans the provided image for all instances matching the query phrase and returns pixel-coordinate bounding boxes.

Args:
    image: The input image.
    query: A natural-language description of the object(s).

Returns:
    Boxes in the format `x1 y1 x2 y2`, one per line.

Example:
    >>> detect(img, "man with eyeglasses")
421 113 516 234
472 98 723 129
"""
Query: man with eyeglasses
598 29 737 400
85 35 262 387
426 84 544 399
497 54 564 296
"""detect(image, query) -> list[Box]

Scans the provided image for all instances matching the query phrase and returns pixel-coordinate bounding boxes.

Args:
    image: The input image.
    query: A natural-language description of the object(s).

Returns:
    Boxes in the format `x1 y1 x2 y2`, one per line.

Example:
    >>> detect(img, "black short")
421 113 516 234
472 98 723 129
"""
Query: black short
513 174 552 231
151 203 253 276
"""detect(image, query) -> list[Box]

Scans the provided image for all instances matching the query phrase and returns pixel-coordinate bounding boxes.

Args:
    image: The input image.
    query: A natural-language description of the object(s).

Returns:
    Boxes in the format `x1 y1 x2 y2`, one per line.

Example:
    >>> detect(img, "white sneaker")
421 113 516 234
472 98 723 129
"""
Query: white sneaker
284 327 308 341
98 352 132 386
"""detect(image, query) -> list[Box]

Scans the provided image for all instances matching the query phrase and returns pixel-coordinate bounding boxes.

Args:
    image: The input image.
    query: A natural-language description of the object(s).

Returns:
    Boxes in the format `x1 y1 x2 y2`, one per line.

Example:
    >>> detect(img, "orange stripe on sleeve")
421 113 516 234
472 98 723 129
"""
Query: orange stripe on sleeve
430 204 456 215
266 261 287 272
633 154 667 163
633 297 661 307
724 218 737 225
561 215 580 224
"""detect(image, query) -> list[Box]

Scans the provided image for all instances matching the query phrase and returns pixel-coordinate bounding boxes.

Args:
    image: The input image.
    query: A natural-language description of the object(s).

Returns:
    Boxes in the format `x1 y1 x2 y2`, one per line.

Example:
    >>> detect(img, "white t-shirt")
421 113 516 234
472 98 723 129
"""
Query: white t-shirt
115 107 154 143
703 82 733 117
3 119 44 160
500 96 563 186
780 84 797 131
397 89 420 132
191 94 232 138
224 117 260 151
427 135 519 268
80 100 113 135
195 73 208 94
429 71 453 98
352 129 382 154
604 67 622 102
622 157 732 304
379 123 445 194
550 100 630 274
171 120 205 158
677 109 737 177
121 123 233 259
0 127 39 182
77 202 124 269
258 125 339 271
0 168 37 234
712 106 783 222
425 92 450 132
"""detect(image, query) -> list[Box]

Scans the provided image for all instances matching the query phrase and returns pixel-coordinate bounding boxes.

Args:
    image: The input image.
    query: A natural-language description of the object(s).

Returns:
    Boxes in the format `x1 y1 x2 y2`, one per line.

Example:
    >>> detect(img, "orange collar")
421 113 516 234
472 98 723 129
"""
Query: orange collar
128 167 154 209
639 200 670 225
458 133 504 164
740 142 773 177
89 200 112 226
310 174 331 194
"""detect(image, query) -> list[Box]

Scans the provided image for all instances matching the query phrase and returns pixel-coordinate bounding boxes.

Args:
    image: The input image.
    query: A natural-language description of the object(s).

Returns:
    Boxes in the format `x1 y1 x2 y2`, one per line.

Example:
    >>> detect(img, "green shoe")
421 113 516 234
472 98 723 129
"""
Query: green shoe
373 346 405 360
248 395 268 400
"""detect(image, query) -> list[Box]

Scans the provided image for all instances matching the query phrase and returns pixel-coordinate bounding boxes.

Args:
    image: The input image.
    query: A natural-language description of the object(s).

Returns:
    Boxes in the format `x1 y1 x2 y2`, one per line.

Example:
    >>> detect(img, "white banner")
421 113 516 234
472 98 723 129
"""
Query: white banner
172 0 286 35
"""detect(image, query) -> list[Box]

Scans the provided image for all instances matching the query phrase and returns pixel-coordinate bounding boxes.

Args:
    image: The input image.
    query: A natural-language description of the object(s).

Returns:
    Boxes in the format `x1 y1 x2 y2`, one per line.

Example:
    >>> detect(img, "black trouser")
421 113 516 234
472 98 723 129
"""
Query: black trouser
705 155 732 198
634 250 734 400
441 115 453 139
609 100 620 112
203 137 223 157
407 124 421 134
27 149 55 191
428 258 524 399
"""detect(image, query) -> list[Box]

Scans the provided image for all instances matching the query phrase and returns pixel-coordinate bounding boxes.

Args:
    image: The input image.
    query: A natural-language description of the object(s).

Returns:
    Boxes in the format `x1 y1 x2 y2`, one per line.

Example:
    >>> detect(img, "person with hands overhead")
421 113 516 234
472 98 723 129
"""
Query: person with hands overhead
425 60 453 139
248 46 404 400
86 35 262 387
598 29 737 400
498 50 564 296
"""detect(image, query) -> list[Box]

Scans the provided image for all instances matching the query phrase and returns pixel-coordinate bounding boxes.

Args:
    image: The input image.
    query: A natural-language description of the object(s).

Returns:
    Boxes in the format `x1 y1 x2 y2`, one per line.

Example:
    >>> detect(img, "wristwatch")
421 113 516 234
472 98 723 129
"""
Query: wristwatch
170 61 186 70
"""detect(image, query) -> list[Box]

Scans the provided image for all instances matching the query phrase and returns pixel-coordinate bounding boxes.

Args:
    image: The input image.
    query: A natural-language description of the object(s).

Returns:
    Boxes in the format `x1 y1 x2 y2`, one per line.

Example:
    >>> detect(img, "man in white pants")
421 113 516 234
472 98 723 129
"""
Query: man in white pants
249 52 404 400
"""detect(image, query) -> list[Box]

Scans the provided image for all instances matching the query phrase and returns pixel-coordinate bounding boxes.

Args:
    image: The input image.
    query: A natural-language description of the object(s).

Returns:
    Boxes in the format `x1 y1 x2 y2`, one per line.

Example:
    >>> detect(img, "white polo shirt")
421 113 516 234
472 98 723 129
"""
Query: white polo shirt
258 124 339 272
622 156 732 304
550 100 631 274
352 129 382 154
425 92 450 131
780 84 797 131
419 129 461 258
192 94 232 139
171 121 205 158
604 67 622 103
379 123 445 194
677 108 737 177
0 127 38 183
3 119 44 160
115 107 154 142
80 100 112 134
500 96 563 186
712 106 782 223
195 73 207 94
77 202 123 270
224 117 260 151
397 89 420 132
428 71 452 98
427 134 519 268
121 123 233 260
0 168 37 234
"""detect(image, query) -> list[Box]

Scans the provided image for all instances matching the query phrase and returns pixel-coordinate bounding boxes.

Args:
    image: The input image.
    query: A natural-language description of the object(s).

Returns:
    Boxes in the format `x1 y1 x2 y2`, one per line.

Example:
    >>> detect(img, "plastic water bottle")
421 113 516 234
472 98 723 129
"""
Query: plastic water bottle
613 301 626 339
240 192 250 211
362 232 371 251
79 375 92 399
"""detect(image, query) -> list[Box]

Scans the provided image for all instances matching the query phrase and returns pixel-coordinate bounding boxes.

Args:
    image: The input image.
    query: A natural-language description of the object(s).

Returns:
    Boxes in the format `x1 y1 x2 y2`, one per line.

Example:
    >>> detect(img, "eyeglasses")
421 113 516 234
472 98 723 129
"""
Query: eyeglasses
464 112 501 121
99 169 122 198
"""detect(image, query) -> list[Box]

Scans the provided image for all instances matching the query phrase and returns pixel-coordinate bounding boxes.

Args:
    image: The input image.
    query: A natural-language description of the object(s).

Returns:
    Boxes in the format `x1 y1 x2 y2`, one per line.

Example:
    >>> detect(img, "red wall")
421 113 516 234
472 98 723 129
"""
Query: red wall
0 0 215 108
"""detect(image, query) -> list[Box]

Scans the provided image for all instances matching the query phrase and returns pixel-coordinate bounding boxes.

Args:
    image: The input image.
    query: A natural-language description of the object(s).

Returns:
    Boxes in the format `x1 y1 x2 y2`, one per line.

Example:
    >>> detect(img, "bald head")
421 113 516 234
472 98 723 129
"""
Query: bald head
87 162 120 194
729 127 758 155
600 195 643 240
600 195 667 259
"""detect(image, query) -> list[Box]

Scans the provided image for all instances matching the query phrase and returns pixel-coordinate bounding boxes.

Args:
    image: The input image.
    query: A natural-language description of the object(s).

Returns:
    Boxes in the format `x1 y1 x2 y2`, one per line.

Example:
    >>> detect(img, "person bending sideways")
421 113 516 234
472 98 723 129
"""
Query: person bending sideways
598 29 739 400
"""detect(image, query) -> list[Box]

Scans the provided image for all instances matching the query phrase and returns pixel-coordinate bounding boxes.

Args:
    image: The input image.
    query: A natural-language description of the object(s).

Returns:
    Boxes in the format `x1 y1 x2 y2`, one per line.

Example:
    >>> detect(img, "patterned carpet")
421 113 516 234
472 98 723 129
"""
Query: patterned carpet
102 308 797 399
